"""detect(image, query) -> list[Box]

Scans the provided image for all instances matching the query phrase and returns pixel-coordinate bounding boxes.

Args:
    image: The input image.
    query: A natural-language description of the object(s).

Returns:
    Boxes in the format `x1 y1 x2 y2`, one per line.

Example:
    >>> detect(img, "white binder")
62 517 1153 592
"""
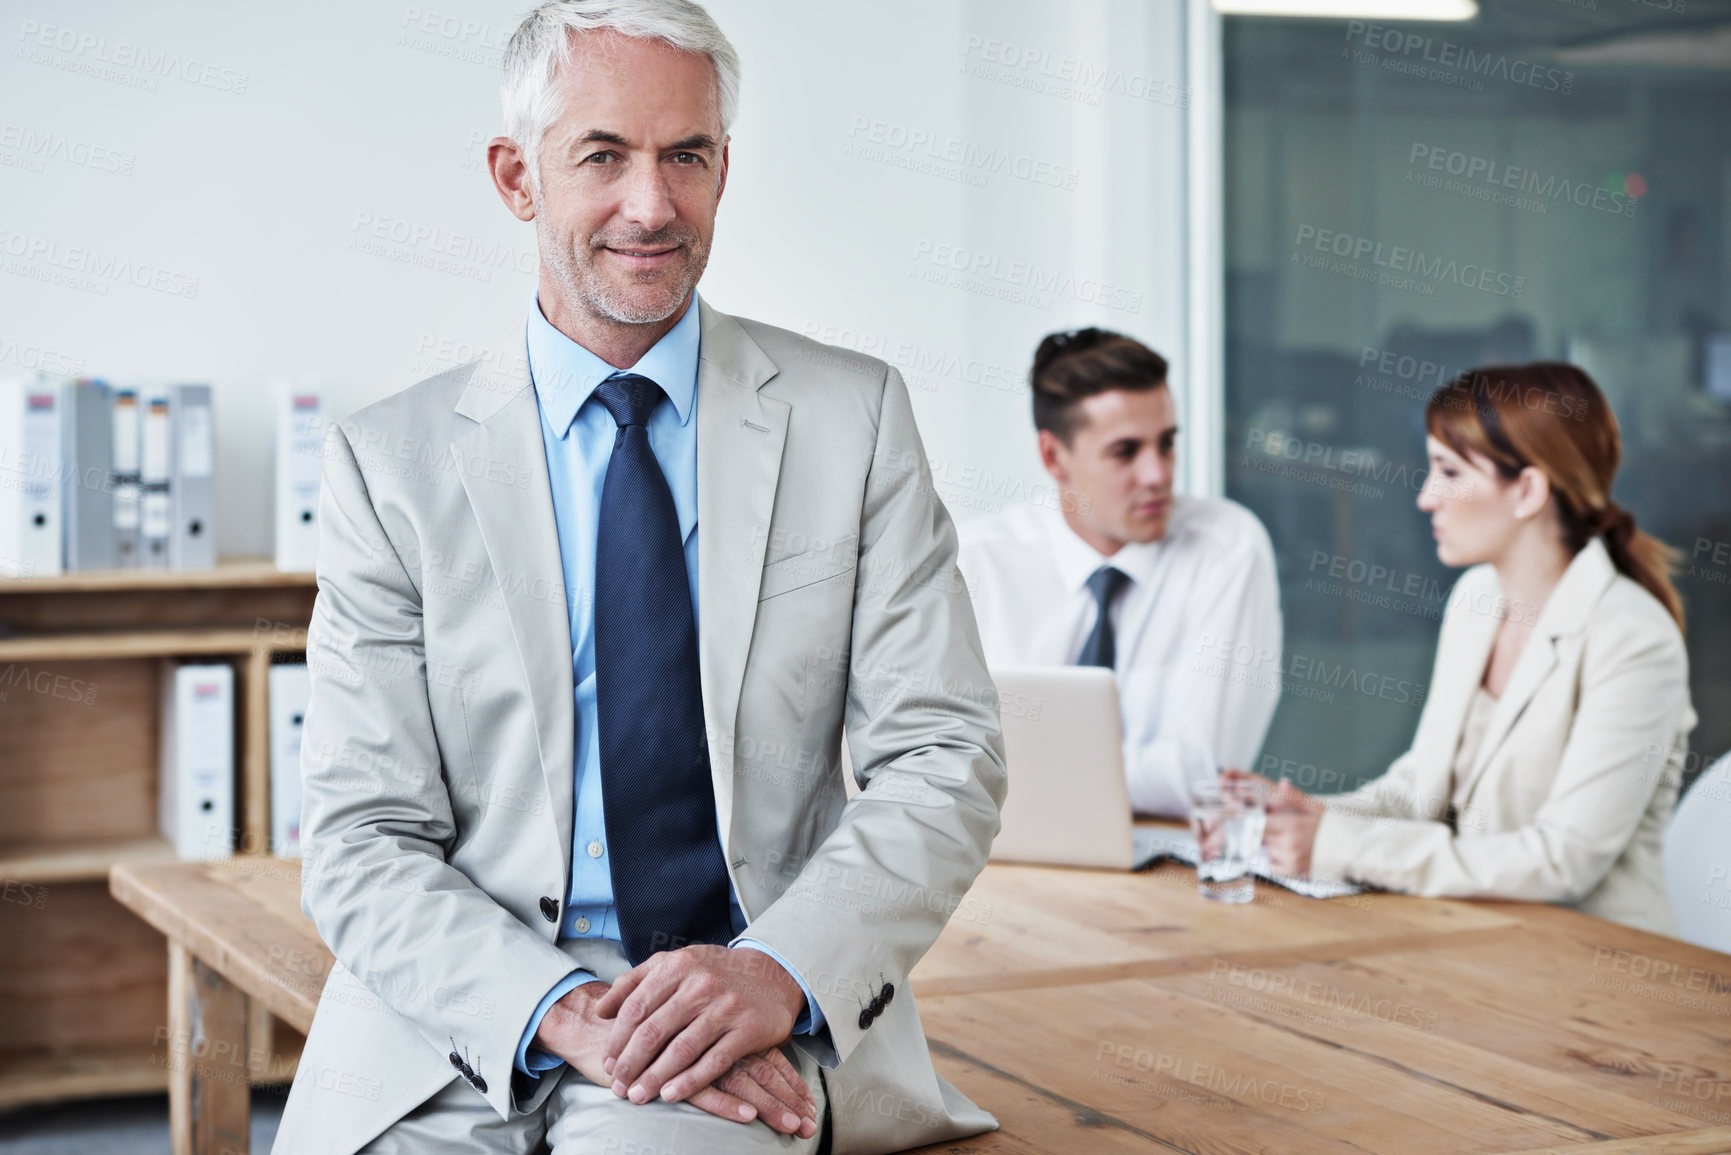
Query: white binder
158 661 235 860
0 375 65 578
273 384 323 573
267 662 310 858
62 378 114 570
168 384 215 569
139 389 172 568
110 388 142 568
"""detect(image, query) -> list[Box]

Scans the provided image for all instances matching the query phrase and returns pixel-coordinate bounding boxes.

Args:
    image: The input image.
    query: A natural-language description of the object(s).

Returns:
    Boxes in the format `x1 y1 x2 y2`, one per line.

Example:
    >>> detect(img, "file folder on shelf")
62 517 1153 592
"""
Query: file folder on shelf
169 384 214 569
273 384 322 573
0 375 65 578
110 388 141 568
139 389 172 568
159 661 235 860
268 661 309 858
62 378 114 570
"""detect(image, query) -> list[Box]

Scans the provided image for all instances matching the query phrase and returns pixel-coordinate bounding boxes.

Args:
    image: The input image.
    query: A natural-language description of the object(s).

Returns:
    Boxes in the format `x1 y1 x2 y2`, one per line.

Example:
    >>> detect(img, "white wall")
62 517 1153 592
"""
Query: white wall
1 0 1207 557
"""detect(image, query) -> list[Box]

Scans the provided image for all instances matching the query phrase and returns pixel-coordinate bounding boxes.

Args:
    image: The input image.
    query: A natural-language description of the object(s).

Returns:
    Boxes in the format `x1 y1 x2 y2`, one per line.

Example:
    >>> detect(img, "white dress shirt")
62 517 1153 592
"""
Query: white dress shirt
958 496 1283 817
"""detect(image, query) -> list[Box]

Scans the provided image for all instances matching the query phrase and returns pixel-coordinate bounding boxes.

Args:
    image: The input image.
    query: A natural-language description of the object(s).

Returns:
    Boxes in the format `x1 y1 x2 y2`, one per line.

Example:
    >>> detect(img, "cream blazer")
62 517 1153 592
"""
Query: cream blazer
1312 538 1694 936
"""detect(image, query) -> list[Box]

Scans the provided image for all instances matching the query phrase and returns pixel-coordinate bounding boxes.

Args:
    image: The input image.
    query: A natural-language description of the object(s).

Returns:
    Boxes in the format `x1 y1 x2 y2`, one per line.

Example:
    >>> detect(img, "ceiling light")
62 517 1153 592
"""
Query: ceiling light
1557 25 1731 68
1211 0 1478 20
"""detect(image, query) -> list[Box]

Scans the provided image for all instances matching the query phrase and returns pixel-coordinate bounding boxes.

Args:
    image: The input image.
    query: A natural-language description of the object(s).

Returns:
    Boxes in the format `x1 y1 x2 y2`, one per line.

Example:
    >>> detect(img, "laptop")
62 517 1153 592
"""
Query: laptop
987 665 1182 870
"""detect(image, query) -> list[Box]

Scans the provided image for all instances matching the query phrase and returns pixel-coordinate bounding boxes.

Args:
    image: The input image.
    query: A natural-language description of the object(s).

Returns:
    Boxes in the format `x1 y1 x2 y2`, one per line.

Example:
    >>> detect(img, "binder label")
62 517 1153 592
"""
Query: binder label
142 490 171 538
141 398 171 482
180 404 213 478
114 481 140 529
112 392 140 471
21 394 57 505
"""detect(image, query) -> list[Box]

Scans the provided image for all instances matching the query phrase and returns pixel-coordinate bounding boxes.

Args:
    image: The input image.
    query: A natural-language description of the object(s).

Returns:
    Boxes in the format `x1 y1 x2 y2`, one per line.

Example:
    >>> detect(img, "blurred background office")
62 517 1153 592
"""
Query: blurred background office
2 0 1729 1149
1225 0 1731 796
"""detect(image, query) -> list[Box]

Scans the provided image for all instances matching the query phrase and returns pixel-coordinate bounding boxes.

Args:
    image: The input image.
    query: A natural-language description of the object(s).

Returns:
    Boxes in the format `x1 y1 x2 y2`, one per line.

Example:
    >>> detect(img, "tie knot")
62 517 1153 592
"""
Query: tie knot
594 373 663 429
1086 565 1130 606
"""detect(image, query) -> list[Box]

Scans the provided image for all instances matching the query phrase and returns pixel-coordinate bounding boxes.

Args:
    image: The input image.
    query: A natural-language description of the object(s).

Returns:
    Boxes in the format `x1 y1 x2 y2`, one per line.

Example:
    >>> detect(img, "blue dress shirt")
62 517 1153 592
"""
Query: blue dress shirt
514 294 825 1078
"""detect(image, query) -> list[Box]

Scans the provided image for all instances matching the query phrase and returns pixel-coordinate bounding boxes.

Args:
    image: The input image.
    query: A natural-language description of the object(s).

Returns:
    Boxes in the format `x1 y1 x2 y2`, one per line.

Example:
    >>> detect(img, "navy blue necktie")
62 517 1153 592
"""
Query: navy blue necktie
592 372 732 965
1076 565 1130 669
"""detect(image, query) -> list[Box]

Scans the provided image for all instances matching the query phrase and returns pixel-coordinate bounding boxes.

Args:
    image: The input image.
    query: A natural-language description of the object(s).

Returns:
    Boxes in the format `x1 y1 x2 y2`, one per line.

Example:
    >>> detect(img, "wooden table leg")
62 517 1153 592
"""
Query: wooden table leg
168 939 252 1155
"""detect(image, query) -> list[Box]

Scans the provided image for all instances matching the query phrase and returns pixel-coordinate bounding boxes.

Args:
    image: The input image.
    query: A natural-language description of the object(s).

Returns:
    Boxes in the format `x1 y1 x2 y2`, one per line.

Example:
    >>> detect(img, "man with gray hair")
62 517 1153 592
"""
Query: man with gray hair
271 2 1005 1152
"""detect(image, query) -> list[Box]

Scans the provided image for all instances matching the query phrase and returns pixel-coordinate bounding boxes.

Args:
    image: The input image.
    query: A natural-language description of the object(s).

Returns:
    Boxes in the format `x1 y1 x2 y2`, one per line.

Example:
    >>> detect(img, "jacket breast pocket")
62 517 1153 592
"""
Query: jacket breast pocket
757 533 858 602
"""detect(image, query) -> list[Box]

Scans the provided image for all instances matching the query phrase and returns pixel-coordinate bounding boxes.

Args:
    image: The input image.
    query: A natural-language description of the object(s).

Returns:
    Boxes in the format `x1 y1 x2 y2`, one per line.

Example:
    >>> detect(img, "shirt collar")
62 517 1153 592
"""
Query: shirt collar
1041 501 1168 594
526 291 701 438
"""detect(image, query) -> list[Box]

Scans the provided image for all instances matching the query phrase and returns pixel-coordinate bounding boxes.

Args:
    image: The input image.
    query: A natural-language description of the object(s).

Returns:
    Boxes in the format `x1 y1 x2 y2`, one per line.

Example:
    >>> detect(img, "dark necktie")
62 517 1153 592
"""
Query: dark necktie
1076 565 1131 669
592 372 732 964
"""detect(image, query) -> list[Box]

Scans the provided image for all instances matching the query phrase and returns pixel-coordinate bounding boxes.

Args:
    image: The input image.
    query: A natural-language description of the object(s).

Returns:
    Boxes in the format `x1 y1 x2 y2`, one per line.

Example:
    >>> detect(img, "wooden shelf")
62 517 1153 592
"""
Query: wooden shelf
0 1043 167 1111
0 627 305 662
0 1033 301 1112
0 558 314 594
0 560 318 635
0 836 181 885
0 556 314 1110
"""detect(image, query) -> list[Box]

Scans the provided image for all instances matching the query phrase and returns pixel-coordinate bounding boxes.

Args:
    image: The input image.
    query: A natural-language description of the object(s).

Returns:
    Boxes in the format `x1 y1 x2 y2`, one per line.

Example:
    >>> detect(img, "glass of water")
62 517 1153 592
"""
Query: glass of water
1188 776 1267 903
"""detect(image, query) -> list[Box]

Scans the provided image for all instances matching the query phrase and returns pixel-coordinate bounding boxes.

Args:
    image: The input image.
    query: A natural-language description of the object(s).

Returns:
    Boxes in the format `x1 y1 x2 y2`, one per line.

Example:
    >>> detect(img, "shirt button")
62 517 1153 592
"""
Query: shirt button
587 841 604 859
573 917 591 934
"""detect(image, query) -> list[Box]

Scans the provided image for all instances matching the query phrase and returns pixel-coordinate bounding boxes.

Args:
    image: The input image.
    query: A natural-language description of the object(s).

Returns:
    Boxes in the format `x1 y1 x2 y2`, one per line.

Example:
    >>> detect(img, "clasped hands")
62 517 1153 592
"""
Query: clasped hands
532 944 819 1139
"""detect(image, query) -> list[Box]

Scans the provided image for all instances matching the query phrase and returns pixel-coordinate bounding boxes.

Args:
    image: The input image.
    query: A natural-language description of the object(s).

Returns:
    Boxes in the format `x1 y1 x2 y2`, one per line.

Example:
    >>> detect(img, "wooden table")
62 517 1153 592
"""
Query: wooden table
111 854 1731 1155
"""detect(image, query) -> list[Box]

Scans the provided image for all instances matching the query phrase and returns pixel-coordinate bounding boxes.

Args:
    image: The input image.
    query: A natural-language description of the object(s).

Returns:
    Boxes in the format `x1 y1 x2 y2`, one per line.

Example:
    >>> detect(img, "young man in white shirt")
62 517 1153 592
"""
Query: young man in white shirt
958 328 1283 818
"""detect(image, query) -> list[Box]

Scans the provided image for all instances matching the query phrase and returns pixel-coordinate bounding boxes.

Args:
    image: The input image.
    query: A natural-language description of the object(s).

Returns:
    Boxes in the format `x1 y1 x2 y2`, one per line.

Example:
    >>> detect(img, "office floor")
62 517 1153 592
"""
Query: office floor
0 1089 284 1153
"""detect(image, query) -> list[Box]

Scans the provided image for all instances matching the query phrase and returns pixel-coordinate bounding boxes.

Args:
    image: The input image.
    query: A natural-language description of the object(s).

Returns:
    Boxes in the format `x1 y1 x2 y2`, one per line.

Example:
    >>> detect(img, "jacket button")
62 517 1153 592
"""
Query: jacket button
881 982 895 1004
869 996 884 1016
858 1008 873 1030
472 1074 488 1094
449 1052 464 1070
539 896 558 922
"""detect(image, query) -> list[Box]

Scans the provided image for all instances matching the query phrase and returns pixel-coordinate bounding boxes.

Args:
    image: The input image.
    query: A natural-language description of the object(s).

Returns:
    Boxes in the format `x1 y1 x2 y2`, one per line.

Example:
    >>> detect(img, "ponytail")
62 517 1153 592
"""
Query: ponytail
1586 502 1685 630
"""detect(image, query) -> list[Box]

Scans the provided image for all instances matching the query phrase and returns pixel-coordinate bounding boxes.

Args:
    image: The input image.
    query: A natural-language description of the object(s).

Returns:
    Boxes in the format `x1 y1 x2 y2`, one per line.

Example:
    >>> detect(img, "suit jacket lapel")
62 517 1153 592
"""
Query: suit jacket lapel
1459 539 1618 802
451 344 576 876
694 298 787 849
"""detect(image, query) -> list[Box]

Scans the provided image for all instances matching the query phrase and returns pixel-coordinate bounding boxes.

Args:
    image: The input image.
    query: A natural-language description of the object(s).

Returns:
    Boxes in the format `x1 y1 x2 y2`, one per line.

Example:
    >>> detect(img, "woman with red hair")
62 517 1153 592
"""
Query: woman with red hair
1259 362 1694 935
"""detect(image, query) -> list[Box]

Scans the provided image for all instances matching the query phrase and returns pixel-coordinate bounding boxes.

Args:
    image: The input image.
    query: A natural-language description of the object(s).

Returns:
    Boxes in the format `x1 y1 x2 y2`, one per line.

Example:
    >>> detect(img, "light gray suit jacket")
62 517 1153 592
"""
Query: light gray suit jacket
271 298 1006 1154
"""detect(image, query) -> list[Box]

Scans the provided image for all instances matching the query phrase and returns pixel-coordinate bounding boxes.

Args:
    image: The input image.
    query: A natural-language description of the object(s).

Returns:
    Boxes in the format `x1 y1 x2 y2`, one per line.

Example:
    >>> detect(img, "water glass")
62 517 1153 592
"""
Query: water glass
1188 776 1267 903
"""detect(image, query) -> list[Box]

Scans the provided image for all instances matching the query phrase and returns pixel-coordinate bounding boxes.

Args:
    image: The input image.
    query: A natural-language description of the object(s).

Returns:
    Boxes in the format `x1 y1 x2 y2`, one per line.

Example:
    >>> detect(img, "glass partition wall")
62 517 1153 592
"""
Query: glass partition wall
1223 2 1731 793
